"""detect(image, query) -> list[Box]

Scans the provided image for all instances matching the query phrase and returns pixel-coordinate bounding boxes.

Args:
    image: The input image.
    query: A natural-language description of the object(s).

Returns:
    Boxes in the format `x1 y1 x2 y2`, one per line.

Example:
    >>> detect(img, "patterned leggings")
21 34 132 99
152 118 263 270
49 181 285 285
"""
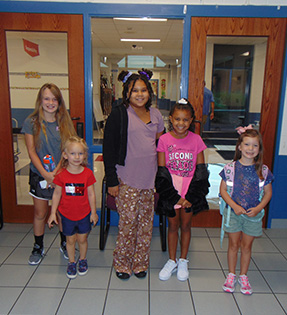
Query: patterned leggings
114 182 154 275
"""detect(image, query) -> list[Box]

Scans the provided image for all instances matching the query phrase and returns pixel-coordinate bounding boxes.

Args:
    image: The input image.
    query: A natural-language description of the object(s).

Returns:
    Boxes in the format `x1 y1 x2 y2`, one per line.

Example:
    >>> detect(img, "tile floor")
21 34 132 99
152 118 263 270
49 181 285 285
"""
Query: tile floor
0 223 287 315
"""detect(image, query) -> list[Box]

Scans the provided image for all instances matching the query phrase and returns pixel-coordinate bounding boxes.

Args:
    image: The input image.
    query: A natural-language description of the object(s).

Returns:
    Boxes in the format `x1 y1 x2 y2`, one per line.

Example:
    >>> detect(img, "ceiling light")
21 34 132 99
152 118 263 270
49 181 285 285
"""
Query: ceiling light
241 51 250 56
121 39 160 42
114 17 167 22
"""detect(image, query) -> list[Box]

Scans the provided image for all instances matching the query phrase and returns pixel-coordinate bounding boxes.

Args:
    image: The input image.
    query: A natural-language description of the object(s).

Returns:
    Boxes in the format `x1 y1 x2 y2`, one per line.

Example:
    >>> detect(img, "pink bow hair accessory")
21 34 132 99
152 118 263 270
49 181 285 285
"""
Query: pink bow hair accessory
236 124 253 135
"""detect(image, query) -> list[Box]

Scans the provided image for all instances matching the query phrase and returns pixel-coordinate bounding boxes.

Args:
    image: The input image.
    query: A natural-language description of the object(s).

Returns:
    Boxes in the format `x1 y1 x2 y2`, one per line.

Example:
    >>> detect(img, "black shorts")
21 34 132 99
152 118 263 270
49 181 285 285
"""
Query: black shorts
29 169 54 200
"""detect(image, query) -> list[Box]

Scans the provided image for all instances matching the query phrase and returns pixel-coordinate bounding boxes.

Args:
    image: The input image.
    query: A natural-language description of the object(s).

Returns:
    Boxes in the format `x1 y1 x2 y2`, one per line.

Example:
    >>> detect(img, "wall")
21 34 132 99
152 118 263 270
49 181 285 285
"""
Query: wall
6 33 69 127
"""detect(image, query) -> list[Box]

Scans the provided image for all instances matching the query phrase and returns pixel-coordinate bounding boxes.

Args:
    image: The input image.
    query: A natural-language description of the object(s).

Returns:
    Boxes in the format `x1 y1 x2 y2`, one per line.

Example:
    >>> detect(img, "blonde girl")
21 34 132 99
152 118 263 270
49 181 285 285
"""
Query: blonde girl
22 83 76 265
48 136 98 279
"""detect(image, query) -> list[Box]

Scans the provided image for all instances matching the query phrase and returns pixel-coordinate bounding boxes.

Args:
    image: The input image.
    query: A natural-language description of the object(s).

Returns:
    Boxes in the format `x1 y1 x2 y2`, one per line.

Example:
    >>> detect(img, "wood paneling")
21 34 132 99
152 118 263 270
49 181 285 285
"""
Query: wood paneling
189 17 286 226
0 13 85 223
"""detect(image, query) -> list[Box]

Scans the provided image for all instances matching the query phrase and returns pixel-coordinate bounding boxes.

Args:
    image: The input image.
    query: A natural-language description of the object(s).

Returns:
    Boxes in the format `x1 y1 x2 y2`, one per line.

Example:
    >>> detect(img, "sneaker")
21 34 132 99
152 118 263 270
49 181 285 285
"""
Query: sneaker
177 258 189 281
60 241 68 260
28 244 44 265
238 274 253 295
159 259 177 281
78 259 88 276
66 262 77 279
222 273 237 293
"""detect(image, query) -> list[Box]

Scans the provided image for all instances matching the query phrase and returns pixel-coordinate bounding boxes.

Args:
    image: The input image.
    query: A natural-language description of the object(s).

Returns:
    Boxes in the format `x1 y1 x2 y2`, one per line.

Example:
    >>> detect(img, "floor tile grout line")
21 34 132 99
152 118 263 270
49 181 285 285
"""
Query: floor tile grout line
101 264 114 315
262 232 287 261
252 257 287 315
187 278 197 315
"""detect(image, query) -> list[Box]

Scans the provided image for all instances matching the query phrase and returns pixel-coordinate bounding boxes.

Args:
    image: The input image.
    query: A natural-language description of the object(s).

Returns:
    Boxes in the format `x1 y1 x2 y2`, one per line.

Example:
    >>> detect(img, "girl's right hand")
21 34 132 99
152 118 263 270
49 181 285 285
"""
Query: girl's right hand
233 205 247 216
43 171 55 188
47 213 58 228
108 185 119 197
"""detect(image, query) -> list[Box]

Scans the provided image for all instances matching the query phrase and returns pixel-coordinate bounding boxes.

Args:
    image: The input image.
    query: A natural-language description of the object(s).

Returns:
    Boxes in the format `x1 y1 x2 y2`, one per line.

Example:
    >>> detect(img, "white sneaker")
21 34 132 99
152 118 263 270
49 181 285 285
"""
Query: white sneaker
159 259 177 281
177 258 189 281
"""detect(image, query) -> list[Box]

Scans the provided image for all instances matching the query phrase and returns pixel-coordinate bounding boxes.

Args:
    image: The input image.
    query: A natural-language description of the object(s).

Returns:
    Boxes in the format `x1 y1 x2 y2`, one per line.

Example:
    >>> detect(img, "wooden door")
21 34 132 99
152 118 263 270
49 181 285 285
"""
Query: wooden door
188 18 286 227
0 13 85 223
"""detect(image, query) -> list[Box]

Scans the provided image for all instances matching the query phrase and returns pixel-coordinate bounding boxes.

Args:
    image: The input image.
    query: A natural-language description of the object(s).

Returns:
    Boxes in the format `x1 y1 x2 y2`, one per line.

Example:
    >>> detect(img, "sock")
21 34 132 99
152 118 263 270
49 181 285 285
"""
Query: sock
60 231 66 244
34 235 44 248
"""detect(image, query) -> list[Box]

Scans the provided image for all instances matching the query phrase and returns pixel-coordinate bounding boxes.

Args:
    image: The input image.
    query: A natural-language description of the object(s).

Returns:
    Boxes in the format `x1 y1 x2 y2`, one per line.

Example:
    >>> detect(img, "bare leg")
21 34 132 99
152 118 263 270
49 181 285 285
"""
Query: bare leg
33 197 49 236
167 212 180 261
66 234 77 263
179 209 192 259
240 233 255 275
227 231 241 274
77 233 88 260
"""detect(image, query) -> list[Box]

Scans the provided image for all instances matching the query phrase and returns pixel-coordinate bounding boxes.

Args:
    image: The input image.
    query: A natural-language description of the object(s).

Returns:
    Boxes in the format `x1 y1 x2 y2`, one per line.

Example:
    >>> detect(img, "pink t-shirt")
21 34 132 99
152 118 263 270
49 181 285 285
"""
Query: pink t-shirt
116 106 164 189
157 131 207 178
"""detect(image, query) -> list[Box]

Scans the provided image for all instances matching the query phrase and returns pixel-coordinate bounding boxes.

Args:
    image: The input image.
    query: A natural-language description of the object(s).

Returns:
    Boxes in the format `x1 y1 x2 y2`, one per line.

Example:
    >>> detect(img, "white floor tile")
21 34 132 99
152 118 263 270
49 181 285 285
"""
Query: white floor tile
149 268 190 291
252 253 287 271
57 288 106 315
188 269 225 292
27 265 69 288
234 292 286 314
261 271 287 293
104 290 148 315
10 287 65 315
193 292 240 315
0 287 23 314
188 251 222 270
0 264 36 286
150 291 195 315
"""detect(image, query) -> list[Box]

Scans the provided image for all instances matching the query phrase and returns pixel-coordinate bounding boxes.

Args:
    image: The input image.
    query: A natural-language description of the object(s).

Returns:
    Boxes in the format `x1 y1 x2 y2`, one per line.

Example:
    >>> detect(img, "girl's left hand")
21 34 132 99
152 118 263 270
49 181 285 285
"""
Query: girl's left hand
245 207 259 217
182 199 192 208
90 213 99 227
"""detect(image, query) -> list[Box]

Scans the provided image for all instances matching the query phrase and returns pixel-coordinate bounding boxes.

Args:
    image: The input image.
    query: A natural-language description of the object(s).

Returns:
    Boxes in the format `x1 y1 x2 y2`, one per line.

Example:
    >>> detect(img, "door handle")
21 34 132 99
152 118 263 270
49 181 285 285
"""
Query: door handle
71 117 81 120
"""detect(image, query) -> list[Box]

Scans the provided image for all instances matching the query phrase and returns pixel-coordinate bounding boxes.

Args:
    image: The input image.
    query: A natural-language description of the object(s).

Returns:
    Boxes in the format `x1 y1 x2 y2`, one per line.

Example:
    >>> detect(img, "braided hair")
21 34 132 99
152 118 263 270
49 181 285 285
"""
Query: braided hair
118 68 154 111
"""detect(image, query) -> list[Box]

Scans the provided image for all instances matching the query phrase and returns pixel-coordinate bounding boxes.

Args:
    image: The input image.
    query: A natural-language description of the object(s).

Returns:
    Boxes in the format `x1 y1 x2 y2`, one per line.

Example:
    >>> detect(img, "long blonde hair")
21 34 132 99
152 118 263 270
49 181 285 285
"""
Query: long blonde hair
28 83 76 148
60 136 89 169
234 129 264 179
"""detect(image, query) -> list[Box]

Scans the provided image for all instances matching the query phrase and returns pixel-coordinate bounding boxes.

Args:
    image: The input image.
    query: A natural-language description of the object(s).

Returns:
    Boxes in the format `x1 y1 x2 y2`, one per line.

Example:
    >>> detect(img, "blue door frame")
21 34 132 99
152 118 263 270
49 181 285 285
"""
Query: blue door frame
1 1 287 227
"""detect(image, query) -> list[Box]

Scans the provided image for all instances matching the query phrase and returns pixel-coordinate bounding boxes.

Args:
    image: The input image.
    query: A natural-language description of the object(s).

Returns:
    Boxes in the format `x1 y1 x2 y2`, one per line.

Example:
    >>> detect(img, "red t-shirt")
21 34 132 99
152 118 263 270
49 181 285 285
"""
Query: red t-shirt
54 167 96 221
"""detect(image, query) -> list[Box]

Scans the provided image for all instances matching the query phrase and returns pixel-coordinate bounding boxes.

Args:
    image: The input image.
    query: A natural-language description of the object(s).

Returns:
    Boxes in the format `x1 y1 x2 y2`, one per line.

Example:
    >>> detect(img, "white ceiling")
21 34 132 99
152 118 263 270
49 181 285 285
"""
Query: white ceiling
91 18 184 66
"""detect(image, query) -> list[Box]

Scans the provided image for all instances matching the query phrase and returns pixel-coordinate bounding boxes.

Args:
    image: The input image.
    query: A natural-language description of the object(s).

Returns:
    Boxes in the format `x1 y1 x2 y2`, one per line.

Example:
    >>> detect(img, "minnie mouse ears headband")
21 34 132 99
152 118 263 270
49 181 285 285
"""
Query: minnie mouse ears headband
122 70 151 83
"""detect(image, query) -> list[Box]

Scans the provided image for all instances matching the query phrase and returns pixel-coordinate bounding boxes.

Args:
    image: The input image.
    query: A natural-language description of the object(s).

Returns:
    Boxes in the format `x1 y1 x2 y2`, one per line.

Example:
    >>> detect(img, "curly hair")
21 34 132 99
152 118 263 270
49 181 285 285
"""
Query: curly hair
234 129 264 179
28 83 76 149
118 68 154 111
168 98 196 132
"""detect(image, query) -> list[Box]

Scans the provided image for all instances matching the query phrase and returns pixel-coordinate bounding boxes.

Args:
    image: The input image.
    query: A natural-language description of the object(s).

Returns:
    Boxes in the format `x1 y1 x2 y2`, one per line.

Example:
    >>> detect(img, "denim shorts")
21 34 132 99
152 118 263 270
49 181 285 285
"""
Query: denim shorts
60 213 91 236
29 169 54 200
223 208 263 237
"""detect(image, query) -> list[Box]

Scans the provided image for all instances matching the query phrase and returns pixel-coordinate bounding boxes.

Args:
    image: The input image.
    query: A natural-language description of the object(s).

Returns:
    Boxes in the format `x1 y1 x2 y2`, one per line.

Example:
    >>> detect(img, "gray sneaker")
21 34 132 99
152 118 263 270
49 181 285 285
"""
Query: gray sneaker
60 241 68 260
28 244 44 265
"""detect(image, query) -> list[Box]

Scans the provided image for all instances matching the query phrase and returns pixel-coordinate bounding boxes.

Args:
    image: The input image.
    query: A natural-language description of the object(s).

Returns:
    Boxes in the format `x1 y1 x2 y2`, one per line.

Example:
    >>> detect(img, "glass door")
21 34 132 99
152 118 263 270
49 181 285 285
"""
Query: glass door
0 13 85 223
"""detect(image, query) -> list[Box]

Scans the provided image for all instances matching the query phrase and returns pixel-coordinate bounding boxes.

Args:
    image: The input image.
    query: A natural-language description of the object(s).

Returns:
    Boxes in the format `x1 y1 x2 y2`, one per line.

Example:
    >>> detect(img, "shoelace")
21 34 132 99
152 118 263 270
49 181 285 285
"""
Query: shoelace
240 275 250 288
226 274 236 286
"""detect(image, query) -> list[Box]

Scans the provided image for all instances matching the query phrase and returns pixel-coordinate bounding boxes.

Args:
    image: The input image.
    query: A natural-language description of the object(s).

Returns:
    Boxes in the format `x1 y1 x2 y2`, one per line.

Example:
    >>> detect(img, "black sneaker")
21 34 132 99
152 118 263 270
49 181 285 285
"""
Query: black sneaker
28 244 44 265
116 272 130 280
60 241 68 260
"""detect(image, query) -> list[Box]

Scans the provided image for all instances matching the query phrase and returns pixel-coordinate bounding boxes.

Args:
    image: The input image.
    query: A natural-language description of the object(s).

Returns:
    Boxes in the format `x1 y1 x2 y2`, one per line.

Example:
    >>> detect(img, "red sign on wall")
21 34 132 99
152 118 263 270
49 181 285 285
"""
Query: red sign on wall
23 39 39 57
